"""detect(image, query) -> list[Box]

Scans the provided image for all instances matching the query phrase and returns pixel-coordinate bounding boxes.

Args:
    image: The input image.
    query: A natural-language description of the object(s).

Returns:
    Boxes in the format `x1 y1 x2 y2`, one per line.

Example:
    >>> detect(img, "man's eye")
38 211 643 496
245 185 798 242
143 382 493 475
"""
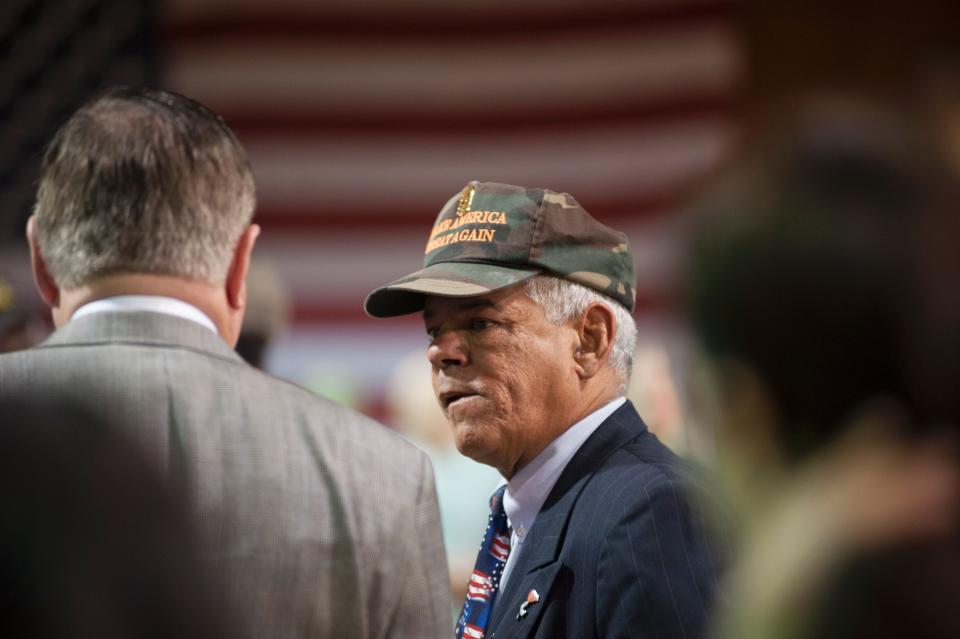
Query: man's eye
469 318 494 331
425 327 439 340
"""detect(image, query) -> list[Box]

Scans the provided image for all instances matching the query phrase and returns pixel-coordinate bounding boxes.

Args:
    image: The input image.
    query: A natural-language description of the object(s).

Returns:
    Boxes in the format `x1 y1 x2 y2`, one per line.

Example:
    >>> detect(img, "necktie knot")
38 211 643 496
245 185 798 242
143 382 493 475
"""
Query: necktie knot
489 484 507 519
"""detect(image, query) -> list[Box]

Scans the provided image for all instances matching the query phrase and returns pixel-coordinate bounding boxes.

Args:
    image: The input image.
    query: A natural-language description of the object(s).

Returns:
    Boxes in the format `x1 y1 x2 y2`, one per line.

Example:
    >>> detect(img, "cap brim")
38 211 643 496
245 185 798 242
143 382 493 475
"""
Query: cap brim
364 262 540 318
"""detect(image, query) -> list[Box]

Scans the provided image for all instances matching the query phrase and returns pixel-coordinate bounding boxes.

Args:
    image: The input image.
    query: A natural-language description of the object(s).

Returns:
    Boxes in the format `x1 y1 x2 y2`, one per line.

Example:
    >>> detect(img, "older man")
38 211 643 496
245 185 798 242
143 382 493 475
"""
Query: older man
366 182 722 639
0 87 451 639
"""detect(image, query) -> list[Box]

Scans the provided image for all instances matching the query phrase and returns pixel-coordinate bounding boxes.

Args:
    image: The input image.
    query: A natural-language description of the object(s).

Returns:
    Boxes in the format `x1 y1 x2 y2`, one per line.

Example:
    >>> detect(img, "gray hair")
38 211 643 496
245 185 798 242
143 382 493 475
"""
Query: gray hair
522 275 637 393
34 86 256 288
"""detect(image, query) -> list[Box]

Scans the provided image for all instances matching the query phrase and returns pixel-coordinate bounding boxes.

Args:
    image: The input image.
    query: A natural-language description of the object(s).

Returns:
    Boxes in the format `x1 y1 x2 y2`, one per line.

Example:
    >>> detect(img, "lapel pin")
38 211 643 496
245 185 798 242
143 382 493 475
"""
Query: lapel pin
516 589 540 620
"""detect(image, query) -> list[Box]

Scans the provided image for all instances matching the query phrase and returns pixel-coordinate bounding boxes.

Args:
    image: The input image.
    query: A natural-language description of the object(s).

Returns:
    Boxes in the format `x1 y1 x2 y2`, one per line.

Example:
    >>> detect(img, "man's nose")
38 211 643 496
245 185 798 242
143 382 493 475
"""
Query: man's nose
427 330 469 368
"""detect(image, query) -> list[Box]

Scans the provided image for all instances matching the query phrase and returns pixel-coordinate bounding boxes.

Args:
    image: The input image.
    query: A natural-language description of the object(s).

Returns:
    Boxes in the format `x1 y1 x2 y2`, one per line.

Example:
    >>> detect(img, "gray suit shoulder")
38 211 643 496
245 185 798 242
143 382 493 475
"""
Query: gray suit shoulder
257 368 426 463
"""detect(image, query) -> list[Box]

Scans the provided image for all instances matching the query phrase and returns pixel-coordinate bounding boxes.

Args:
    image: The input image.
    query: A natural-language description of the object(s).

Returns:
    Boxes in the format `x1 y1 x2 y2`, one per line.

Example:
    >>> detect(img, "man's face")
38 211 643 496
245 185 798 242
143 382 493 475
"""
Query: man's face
424 285 579 478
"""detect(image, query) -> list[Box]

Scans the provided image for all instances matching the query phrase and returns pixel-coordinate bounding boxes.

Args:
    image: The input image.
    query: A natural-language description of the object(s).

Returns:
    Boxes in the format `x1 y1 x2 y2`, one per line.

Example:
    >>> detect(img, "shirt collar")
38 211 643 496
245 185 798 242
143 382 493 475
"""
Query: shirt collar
502 397 626 537
71 295 218 334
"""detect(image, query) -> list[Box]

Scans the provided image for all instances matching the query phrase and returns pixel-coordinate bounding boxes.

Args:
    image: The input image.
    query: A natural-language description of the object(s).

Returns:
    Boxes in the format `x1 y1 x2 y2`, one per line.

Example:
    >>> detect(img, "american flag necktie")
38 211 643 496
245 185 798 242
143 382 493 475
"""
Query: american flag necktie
455 485 512 639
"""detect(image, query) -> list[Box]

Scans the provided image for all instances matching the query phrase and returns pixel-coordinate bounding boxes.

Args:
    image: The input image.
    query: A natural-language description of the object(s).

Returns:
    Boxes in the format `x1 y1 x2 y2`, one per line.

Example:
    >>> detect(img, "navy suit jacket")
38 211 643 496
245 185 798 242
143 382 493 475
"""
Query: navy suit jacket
487 401 722 638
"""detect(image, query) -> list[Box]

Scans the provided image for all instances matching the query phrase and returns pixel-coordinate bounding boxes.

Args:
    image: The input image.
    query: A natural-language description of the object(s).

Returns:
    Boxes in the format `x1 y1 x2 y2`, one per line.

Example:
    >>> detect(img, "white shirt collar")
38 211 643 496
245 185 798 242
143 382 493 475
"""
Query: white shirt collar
71 295 218 334
499 396 626 588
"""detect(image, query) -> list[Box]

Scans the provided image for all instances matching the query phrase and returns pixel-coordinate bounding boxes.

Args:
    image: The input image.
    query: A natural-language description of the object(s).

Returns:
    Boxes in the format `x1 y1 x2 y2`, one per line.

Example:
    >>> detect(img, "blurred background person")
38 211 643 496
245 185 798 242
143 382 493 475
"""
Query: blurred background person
0 276 47 353
384 351 501 611
234 256 291 369
683 99 960 639
626 335 716 459
0 396 233 639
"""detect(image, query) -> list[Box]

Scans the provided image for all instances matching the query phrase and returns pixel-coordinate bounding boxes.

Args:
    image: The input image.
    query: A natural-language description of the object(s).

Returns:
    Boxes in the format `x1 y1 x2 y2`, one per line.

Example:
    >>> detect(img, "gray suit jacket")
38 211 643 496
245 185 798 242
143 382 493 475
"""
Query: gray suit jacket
0 311 452 639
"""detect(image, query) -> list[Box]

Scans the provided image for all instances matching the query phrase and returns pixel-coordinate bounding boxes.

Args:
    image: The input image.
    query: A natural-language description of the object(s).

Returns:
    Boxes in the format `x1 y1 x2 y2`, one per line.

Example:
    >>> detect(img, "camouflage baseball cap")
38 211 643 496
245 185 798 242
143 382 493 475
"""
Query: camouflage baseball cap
364 181 636 317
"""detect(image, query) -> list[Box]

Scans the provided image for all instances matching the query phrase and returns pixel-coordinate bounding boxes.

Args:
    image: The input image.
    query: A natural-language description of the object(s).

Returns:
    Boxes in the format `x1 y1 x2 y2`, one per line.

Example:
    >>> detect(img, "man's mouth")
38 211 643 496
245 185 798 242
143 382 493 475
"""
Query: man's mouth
439 391 480 409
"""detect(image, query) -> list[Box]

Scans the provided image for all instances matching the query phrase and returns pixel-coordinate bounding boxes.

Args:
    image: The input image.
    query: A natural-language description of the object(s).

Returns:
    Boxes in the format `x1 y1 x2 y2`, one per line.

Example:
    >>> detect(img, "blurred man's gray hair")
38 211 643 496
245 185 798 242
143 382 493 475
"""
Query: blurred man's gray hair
523 275 637 393
33 86 256 289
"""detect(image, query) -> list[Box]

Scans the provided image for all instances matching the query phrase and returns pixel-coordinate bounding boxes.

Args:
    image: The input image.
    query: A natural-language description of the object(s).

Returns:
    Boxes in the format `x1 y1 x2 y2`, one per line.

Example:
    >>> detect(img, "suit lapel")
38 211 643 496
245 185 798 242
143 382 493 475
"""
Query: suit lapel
489 402 647 636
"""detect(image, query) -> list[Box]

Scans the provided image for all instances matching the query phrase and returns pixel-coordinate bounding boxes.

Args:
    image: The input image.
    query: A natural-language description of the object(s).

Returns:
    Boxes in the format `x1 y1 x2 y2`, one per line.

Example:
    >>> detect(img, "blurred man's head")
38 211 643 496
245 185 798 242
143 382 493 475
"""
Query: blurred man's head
27 86 259 344
685 100 954 463
366 182 638 477
0 396 233 639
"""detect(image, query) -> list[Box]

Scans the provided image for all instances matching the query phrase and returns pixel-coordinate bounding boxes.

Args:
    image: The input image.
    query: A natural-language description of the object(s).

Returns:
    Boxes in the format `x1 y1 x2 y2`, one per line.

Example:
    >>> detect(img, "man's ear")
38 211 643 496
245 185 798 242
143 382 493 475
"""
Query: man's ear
26 215 59 307
225 223 260 311
573 302 616 380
